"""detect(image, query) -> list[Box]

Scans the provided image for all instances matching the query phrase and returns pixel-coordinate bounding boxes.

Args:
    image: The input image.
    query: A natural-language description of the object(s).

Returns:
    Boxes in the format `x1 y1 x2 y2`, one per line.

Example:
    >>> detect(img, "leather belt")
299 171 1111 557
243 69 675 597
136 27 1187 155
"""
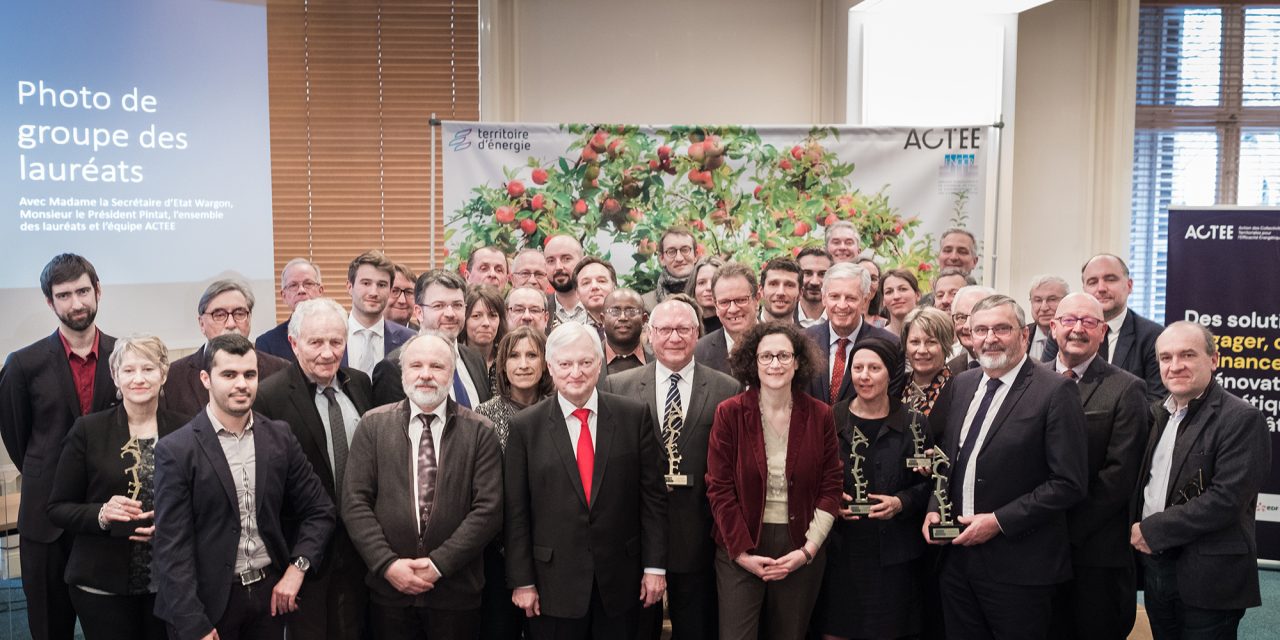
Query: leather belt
236 567 267 586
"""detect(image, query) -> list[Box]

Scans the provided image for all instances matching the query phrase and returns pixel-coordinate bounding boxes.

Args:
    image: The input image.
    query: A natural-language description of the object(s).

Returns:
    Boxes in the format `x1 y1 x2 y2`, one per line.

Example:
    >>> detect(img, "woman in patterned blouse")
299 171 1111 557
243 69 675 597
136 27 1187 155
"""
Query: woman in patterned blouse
900 306 956 424
475 326 553 448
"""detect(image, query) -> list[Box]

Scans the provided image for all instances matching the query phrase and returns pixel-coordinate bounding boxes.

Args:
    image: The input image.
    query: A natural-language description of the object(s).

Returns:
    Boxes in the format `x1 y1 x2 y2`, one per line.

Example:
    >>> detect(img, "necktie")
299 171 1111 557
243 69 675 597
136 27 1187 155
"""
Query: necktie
321 387 349 503
1099 326 1111 362
452 370 472 409
662 373 684 443
358 329 377 374
417 414 438 533
1062 368 1078 381
572 408 594 506
830 337 851 403
951 378 1003 515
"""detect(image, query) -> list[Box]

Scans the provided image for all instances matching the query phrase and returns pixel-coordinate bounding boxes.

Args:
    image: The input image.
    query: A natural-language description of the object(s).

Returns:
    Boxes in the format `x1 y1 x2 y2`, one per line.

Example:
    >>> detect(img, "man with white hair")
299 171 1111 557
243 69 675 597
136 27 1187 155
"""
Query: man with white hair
804 262 899 405
255 298 376 640
1027 275 1069 363
504 322 668 639
946 285 997 375
258 258 326 362
824 221 861 263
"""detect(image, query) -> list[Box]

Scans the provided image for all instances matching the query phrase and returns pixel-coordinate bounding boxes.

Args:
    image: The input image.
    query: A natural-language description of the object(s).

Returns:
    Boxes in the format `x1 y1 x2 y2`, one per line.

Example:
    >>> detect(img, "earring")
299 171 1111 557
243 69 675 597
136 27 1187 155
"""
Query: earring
115 388 122 400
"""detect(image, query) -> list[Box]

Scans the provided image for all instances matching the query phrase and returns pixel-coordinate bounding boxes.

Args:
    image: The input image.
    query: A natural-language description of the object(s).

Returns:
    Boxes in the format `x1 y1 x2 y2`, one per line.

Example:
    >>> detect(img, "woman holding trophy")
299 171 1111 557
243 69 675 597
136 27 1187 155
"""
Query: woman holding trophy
812 336 932 640
47 335 186 640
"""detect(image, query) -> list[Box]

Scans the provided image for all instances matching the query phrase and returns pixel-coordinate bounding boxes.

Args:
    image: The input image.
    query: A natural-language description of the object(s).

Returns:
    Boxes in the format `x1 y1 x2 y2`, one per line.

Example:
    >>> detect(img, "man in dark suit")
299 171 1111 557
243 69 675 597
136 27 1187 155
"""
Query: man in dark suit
254 298 374 640
505 321 668 639
256 258 326 363
165 280 292 419
923 294 1088 639
806 262 899 405
1045 293 1149 639
344 250 416 379
0 253 116 640
602 299 741 640
1131 322 1270 638
1027 275 1068 363
371 270 491 408
1082 254 1166 401
343 332 503 639
153 334 336 640
693 262 759 376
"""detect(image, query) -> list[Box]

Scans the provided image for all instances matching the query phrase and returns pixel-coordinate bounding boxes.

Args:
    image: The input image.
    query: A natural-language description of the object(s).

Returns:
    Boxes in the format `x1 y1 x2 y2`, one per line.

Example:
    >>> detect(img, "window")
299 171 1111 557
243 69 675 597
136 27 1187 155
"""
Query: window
1130 1 1280 323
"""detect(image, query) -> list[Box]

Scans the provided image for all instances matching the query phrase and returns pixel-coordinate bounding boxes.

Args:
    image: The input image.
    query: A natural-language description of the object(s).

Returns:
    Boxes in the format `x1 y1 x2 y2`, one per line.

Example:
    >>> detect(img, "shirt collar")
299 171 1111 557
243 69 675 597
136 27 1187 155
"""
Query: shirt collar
409 398 449 430
348 314 385 337
798 306 826 324
1055 353 1095 379
58 327 100 360
656 358 696 384
206 404 254 435
829 318 862 346
605 341 646 364
558 389 599 419
1106 307 1128 336
981 354 1027 388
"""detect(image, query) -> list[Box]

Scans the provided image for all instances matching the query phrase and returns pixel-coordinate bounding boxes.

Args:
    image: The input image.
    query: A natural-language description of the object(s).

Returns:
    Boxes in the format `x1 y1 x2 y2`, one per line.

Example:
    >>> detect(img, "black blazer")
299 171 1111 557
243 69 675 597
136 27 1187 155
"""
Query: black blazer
831 401 931 566
1066 357 1148 568
692 328 731 376
1132 382 1270 610
504 392 667 619
805 320 901 404
0 329 117 542
370 342 491 408
254 320 297 363
601 361 742 573
927 358 1088 586
46 405 187 593
152 410 336 640
1031 324 1058 363
162 345 292 420
1112 309 1166 403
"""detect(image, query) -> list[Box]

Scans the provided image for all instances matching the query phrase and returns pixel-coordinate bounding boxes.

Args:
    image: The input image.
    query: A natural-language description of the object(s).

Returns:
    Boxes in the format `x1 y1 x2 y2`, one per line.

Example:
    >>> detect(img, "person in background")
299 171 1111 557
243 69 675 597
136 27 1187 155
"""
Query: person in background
806 263 900 406
257 257 325 362
824 221 860 263
1081 253 1166 402
505 285 550 334
684 256 724 335
854 257 884 328
47 335 186 640
510 248 551 293
467 246 510 289
1027 275 1069 363
945 286 996 374
758 258 802 324
901 306 956 422
602 289 652 376
642 227 698 311
706 322 842 640
880 269 921 338
572 257 617 339
544 234 588 327
795 248 832 329
693 262 760 376
345 250 416 378
928 268 973 315
461 285 507 394
937 228 979 275
386 263 420 331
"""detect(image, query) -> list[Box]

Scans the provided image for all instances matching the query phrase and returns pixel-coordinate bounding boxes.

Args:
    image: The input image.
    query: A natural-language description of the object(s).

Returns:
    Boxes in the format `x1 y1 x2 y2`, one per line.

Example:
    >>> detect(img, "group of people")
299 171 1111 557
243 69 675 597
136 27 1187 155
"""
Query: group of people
0 221 1268 640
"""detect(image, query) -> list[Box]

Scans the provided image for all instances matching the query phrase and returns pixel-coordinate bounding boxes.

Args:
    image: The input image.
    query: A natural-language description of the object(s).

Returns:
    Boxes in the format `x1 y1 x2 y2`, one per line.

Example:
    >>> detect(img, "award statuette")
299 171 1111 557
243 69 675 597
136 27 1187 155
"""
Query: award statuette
663 425 691 488
846 427 875 516
110 436 152 537
904 386 931 469
928 448 964 541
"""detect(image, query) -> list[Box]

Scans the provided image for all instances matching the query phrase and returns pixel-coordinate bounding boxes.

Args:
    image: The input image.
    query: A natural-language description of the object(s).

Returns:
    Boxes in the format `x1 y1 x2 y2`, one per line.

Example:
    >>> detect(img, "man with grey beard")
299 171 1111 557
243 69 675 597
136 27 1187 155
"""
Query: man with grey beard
343 331 503 640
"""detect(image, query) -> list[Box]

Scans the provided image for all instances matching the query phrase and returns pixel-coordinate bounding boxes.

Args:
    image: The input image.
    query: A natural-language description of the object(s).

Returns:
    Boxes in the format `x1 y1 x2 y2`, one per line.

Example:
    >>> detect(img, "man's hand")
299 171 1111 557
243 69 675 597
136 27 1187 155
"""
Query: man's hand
512 586 540 617
953 513 1000 546
270 565 305 616
199 630 220 640
922 512 945 545
734 553 776 579
866 494 903 520
128 510 155 543
1130 523 1152 555
639 573 666 607
416 558 442 585
384 558 432 595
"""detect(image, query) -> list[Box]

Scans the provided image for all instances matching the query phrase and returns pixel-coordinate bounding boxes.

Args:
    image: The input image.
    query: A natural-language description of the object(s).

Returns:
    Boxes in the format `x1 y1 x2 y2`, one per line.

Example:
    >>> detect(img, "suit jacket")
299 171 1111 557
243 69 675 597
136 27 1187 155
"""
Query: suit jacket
1111 309 1166 403
1029 324 1058 363
152 410 336 640
706 389 844 560
805 320 901 404
927 358 1089 586
600 361 742 573
162 345 291 420
0 329 118 542
1132 382 1269 610
341 319 416 370
371 343 491 408
46 405 186 593
1065 357 1149 567
342 399 503 609
946 350 975 377
692 328 732 376
254 319 297 363
504 392 667 619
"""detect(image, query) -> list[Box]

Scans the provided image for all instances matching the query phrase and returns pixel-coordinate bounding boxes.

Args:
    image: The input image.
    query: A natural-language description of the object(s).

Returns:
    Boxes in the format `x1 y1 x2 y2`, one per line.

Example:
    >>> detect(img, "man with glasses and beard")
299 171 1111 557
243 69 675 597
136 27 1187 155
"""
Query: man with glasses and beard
923 294 1088 640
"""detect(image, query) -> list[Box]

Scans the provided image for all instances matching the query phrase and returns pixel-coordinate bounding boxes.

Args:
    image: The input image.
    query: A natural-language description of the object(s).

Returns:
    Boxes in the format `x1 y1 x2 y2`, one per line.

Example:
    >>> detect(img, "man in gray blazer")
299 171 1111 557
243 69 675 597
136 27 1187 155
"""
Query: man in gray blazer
343 331 503 640
602 299 741 640
1131 322 1270 638
1046 294 1149 639
693 263 759 376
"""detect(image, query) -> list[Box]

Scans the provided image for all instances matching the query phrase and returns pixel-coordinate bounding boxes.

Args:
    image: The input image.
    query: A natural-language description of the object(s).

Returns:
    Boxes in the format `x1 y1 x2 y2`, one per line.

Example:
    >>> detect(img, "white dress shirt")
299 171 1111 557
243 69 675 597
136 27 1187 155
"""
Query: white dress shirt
957 356 1026 518
654 360 695 425
1029 326 1050 361
408 400 449 535
797 306 827 329
1104 308 1128 363
827 320 862 382
1054 354 1095 381
346 315 385 377
312 377 362 470
1142 395 1192 519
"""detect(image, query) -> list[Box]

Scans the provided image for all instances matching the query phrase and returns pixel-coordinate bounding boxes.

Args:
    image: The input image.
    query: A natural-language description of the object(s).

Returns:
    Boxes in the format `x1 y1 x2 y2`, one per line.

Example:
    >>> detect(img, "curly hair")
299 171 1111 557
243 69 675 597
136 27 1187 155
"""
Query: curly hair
729 321 822 394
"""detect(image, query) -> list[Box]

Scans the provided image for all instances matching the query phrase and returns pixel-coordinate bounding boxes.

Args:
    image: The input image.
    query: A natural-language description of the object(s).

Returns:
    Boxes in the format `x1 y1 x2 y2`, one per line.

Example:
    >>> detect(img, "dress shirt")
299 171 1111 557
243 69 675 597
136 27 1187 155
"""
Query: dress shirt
956 356 1026 518
724 331 737 358
654 360 694 425
408 400 449 536
58 328 101 416
310 375 362 471
451 355 481 407
1104 308 1128 362
347 315 386 376
605 342 647 367
1142 395 1192 519
554 298 590 326
207 406 272 574
1029 327 1051 361
1053 354 1095 381
797 307 827 329
827 320 862 381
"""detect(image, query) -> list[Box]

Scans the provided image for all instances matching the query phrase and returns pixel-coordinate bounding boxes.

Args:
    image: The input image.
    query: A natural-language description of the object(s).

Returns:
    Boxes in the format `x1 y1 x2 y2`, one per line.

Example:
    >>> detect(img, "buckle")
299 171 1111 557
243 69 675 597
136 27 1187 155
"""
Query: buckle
237 567 266 586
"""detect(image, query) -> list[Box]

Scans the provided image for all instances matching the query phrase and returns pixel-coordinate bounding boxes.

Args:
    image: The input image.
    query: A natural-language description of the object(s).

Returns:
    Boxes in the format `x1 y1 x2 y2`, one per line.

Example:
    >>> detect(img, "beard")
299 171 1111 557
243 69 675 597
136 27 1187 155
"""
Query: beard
405 382 449 410
977 347 1019 371
550 272 576 294
58 306 97 332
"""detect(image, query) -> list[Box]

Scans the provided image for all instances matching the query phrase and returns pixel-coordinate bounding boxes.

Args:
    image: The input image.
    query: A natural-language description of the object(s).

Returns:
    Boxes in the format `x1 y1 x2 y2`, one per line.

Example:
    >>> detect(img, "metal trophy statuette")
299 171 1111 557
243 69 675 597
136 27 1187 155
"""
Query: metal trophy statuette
928 447 965 541
846 427 875 515
111 436 150 536
904 385 932 469
663 423 691 488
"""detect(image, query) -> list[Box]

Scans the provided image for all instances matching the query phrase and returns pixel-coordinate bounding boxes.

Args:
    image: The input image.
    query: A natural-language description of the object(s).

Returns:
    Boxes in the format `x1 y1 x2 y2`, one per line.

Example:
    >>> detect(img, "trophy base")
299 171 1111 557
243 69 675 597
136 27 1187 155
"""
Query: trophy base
905 456 932 469
664 474 691 488
930 524 964 541
847 501 875 516
110 517 153 538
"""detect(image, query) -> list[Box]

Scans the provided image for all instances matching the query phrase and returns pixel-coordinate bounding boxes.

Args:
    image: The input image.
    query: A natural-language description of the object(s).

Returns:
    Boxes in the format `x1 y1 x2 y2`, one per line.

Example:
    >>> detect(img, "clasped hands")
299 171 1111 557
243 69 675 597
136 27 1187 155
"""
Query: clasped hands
384 557 443 595
735 541 817 582
99 494 155 543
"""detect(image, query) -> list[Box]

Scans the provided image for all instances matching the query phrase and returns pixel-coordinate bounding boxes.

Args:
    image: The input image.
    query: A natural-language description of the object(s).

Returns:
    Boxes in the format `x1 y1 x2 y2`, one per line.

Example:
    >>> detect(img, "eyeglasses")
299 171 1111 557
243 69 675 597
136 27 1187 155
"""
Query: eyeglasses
390 287 414 300
1056 315 1102 330
420 302 466 313
205 308 250 323
513 270 548 280
970 325 1017 338
605 306 644 319
757 351 795 365
507 305 546 316
283 280 321 293
662 246 694 259
951 312 970 324
652 326 697 339
715 296 754 310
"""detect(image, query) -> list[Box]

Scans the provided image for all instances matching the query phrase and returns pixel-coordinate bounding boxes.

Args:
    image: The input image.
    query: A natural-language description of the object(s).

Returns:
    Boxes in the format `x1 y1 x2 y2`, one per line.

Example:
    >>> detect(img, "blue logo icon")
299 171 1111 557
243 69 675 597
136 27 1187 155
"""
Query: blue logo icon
449 128 473 152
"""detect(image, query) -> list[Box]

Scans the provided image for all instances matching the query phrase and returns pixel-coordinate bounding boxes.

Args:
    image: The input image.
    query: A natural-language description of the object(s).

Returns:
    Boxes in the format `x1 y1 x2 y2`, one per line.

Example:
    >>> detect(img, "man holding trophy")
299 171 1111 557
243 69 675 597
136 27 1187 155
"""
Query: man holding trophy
604 298 741 639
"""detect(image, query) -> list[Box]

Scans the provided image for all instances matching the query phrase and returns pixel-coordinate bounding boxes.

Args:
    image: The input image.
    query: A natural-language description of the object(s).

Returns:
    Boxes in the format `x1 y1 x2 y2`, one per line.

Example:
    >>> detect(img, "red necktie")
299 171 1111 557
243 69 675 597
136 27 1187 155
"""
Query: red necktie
1063 369 1078 380
830 337 850 403
572 408 594 505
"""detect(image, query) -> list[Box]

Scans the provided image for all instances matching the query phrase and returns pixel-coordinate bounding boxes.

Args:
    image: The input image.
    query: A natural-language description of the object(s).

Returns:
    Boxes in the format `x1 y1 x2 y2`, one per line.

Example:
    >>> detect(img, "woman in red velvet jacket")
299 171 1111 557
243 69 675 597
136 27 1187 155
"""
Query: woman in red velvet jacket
706 321 843 640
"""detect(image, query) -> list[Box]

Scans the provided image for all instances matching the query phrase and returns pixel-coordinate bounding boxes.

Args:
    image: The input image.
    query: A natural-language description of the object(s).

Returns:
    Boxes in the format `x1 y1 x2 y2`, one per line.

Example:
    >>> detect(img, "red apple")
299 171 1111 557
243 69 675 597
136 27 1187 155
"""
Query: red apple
520 219 537 235
657 145 672 160
790 145 803 160
688 142 707 163
779 159 793 171
532 168 548 185
530 194 545 210
628 209 644 222
754 185 764 200
506 180 525 198
602 198 621 215
590 131 608 153
823 213 839 226
572 199 588 217
793 221 811 236
581 146 599 162
495 206 515 224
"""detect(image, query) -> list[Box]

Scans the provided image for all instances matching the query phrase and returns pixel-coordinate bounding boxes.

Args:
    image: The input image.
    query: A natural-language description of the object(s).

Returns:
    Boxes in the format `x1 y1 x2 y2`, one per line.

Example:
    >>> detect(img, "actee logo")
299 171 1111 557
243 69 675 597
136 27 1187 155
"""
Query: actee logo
903 128 982 150
1184 224 1234 240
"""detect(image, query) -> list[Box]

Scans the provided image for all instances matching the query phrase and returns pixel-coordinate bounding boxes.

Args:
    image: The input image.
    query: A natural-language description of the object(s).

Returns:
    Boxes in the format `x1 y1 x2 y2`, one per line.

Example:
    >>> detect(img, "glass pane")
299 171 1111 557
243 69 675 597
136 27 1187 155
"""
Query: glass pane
1239 129 1280 206
1136 7 1222 107
1129 129 1219 324
1243 8 1280 106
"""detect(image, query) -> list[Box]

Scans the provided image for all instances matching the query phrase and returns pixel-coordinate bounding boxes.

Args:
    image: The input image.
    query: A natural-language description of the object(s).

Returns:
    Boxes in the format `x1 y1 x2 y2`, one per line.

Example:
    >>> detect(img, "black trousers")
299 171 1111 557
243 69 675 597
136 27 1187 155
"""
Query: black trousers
1049 562 1136 640
528 581 638 640
20 533 77 640
714 524 825 640
640 564 718 640
287 535 369 640
370 602 480 640
479 540 525 640
939 546 1055 640
195 570 285 640
68 589 166 640
1141 554 1244 640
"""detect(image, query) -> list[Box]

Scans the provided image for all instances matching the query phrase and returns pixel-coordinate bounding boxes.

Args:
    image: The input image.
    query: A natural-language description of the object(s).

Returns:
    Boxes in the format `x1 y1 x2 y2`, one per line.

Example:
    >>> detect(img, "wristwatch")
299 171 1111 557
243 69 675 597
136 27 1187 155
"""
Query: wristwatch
292 556 311 573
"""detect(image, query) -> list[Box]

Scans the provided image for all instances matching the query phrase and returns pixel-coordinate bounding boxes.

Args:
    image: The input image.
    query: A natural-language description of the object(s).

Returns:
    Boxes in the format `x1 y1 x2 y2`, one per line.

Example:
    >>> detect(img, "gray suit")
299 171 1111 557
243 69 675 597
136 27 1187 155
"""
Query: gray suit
692 329 731 376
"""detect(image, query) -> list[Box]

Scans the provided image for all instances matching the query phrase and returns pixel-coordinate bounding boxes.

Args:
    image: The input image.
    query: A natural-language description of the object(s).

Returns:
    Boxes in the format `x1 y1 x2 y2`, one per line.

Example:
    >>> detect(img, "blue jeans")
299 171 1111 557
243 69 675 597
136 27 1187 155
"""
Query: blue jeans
1142 554 1244 640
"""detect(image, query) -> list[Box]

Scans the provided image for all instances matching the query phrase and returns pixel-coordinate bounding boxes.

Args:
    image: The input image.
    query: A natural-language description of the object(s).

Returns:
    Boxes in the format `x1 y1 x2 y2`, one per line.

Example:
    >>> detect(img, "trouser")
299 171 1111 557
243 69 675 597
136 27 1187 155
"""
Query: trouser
527 581 638 640
20 533 77 640
639 564 717 640
1049 562 1137 640
68 589 166 640
714 524 826 640
939 546 1054 640
1141 554 1243 640
286 535 369 640
370 602 480 640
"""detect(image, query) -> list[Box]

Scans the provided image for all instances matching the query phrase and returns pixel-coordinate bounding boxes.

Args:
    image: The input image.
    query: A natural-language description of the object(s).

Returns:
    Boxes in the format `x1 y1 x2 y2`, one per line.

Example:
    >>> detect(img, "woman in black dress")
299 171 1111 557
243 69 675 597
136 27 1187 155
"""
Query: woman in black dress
814 336 931 640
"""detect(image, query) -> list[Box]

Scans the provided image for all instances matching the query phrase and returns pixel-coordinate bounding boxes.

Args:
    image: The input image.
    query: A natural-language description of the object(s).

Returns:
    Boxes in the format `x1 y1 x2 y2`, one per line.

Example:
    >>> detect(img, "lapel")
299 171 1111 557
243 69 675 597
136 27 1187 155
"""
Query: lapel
185 346 210 406
285 367 333 477
812 324 833 401
634 364 660 426
45 331 83 418
343 367 374 414
1163 387 1218 505
1077 357 1108 408
548 400 591 510
945 372 981 454
254 414 272 518
590 395 616 507
978 359 1035 452
1112 311 1137 369
390 400 417 520
91 333 118 411
683 365 712 448
193 411 240 511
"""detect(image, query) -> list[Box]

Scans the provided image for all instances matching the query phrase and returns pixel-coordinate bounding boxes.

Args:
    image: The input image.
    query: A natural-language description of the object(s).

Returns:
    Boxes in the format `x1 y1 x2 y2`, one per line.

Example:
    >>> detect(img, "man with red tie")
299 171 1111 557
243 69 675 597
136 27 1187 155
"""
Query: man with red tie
504 321 668 639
